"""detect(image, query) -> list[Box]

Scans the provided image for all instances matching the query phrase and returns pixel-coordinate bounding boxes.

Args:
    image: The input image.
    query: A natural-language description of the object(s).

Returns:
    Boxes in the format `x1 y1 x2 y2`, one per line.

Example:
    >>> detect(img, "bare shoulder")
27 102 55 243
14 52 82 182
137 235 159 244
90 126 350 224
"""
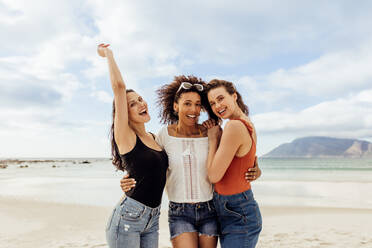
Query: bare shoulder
224 120 246 132
224 120 252 142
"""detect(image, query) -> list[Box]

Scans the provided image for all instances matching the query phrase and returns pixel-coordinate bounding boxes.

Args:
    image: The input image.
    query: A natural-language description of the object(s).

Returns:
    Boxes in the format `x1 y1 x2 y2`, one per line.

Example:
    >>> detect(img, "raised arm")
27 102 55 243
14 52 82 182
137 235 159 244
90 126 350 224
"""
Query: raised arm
97 44 135 152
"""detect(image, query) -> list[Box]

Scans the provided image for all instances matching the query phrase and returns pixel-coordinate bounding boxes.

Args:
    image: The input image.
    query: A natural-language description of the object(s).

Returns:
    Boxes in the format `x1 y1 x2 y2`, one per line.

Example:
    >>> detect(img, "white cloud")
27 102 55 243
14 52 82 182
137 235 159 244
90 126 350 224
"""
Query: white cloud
234 40 372 115
0 1 96 107
85 0 372 74
266 44 372 95
253 89 372 139
0 104 110 157
91 90 113 103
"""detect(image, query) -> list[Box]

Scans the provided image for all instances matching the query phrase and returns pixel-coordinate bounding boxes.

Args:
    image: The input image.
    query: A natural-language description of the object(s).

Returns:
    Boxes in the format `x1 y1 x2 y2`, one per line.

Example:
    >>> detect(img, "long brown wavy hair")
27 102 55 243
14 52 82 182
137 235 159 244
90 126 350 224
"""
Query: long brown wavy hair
110 89 134 171
156 75 218 124
206 79 249 115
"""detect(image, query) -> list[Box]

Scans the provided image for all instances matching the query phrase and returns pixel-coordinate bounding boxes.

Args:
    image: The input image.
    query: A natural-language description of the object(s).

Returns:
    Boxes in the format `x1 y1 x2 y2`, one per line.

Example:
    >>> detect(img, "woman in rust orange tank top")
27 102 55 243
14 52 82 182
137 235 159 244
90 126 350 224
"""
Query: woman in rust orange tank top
204 79 262 248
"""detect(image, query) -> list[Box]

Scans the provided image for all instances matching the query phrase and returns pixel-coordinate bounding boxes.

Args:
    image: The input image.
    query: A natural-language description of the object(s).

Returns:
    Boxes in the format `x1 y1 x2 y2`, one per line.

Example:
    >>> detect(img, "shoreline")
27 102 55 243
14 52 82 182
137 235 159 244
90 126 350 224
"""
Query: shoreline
2 196 372 247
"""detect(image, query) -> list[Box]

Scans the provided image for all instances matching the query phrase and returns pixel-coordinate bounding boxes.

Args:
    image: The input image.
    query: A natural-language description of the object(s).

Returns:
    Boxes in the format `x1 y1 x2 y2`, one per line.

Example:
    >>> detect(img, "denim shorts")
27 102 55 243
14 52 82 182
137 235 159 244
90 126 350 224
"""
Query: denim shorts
106 197 161 248
213 189 262 248
168 200 219 239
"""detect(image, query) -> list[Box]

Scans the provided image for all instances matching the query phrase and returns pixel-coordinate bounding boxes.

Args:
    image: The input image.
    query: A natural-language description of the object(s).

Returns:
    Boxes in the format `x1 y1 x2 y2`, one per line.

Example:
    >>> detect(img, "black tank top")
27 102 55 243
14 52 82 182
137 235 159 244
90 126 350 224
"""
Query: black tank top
120 133 168 208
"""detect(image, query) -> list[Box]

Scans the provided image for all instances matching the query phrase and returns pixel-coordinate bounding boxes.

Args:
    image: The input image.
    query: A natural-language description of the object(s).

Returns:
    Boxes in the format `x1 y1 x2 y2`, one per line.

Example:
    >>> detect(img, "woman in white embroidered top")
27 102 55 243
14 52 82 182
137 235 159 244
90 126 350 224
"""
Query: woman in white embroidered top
157 75 219 248
121 75 262 248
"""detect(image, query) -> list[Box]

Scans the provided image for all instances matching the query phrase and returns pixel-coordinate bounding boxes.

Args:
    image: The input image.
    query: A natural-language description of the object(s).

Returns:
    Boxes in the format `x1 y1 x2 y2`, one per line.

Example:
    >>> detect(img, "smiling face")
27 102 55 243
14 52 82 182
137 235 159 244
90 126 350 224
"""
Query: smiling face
126 91 150 123
173 92 202 126
207 86 238 119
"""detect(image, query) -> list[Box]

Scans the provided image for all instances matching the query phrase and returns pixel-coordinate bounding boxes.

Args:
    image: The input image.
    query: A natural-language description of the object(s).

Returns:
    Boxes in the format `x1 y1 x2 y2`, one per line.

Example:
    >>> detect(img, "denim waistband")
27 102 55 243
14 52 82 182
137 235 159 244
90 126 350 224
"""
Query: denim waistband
213 189 254 202
120 196 161 216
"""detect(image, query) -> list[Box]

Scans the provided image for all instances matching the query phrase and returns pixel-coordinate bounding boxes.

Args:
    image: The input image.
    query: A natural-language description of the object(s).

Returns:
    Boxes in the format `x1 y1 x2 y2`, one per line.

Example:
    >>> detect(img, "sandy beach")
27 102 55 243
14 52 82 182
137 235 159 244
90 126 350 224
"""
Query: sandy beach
2 196 372 248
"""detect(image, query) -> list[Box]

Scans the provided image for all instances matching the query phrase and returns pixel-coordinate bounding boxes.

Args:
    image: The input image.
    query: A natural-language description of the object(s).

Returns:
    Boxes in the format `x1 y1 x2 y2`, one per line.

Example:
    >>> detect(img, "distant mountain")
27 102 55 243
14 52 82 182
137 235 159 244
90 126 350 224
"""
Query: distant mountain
263 136 372 158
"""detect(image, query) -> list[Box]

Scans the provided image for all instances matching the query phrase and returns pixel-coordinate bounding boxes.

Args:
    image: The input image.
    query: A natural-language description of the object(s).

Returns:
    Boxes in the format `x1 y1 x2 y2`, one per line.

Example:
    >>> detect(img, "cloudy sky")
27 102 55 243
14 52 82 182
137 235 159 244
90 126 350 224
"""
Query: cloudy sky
1 0 372 157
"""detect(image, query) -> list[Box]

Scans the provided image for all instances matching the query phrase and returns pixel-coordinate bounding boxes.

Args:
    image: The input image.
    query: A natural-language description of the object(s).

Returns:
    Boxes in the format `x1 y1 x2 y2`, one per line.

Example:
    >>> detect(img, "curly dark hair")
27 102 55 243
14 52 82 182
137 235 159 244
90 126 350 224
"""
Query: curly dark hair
156 75 218 124
109 89 134 171
206 79 249 115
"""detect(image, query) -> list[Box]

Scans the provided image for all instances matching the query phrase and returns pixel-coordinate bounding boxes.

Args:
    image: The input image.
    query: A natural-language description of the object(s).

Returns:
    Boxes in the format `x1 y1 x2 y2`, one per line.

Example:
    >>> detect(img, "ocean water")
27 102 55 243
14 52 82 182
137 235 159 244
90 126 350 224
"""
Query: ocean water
255 158 372 209
1 158 372 209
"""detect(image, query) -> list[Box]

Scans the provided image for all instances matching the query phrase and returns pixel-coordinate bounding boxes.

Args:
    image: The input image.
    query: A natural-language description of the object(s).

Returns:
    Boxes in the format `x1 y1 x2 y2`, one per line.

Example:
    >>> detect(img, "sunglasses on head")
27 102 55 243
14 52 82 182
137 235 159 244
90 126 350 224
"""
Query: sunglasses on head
176 82 204 93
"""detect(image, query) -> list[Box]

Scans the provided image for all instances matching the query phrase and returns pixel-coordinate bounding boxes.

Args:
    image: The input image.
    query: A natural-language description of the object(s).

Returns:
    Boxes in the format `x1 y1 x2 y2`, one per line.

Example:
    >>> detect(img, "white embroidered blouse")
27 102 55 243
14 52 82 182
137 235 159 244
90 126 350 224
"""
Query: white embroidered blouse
156 126 213 203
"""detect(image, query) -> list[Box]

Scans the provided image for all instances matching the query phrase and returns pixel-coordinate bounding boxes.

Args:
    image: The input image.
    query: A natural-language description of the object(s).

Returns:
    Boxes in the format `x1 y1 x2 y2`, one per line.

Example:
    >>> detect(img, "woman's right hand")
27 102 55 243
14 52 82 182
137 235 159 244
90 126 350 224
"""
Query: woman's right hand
97 43 111 57
208 125 222 143
203 119 222 142
120 174 136 192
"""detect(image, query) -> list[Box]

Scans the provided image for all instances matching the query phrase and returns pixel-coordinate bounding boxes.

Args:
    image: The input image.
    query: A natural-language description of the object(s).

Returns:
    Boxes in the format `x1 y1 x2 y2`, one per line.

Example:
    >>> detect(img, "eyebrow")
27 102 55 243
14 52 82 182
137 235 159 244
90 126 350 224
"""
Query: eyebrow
212 95 224 100
209 95 223 102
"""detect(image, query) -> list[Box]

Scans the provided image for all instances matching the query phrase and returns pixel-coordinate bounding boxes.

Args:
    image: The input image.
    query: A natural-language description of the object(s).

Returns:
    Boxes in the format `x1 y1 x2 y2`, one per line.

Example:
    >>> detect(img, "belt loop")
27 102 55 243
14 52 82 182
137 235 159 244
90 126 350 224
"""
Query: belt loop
155 206 160 216
243 190 250 201
120 196 127 206
242 191 247 200
207 201 211 211
144 205 148 216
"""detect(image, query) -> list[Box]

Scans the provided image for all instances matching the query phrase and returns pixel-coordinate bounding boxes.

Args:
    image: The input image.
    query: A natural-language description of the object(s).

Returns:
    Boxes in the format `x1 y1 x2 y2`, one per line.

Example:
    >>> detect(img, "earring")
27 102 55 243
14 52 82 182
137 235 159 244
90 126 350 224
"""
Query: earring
174 111 178 116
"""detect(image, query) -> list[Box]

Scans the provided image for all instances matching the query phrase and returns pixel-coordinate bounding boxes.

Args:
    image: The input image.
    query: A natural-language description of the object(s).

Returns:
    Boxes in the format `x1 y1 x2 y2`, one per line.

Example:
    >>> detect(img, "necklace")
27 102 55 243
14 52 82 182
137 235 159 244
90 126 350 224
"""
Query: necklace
176 124 203 137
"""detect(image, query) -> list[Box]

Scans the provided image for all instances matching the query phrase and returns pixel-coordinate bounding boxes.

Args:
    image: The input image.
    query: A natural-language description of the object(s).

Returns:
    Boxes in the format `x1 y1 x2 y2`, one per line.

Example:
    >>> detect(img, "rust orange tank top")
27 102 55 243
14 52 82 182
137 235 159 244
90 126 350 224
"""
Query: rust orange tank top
214 118 256 195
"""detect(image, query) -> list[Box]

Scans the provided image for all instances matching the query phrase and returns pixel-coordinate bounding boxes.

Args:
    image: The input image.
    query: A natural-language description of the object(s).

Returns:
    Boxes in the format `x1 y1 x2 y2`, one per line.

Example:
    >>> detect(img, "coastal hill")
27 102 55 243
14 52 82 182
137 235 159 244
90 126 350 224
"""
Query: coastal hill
263 136 372 158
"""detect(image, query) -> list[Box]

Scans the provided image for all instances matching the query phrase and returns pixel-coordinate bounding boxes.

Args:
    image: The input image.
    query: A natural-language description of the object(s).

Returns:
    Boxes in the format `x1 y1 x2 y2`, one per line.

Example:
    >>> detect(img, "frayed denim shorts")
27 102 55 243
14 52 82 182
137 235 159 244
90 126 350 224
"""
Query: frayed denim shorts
168 200 219 240
106 197 161 248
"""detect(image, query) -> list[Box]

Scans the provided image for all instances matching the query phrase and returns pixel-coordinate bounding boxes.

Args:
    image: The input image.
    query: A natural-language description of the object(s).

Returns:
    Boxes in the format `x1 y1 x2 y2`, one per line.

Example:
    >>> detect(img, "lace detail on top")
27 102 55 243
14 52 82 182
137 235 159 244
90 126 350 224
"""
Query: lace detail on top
156 126 213 203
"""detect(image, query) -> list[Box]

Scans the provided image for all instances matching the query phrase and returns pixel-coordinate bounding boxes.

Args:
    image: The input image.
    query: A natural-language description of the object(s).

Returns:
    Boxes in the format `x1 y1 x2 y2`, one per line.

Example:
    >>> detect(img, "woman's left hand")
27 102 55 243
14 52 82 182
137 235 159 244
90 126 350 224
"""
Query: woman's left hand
245 156 261 182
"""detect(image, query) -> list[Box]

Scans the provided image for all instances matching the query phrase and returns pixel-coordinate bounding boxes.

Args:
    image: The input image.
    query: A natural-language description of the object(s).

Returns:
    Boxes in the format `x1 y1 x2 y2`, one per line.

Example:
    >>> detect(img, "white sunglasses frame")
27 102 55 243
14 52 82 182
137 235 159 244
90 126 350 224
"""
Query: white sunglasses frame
176 82 204 93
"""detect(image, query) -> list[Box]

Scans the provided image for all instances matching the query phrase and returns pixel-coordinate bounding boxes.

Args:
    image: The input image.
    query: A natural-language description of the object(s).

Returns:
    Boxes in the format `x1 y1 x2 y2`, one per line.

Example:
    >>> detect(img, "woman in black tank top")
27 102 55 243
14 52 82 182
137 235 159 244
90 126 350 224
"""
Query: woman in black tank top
122 133 168 208
98 44 168 248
